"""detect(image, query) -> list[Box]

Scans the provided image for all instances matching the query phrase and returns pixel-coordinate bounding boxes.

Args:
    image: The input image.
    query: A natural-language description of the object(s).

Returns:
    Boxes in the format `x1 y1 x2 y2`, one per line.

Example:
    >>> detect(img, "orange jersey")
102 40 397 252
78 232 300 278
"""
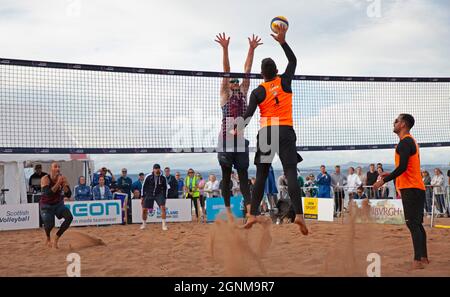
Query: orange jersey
258 76 293 127
395 134 426 191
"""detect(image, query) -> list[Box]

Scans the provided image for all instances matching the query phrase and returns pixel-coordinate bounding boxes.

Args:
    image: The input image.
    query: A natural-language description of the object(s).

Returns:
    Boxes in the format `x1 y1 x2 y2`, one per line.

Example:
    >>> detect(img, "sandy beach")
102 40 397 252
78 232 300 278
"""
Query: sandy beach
0 217 449 277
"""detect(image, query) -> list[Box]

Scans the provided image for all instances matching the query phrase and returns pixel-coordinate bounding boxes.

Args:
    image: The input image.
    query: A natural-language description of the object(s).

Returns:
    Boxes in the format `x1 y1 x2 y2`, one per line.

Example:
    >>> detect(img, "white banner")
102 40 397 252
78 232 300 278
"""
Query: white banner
0 203 40 231
56 200 122 227
302 197 334 222
132 199 192 223
354 199 405 224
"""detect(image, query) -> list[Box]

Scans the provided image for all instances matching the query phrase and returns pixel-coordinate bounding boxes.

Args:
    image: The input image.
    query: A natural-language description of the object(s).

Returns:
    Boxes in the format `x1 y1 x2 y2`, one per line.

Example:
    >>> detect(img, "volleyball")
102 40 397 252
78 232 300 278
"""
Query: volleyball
271 16 289 33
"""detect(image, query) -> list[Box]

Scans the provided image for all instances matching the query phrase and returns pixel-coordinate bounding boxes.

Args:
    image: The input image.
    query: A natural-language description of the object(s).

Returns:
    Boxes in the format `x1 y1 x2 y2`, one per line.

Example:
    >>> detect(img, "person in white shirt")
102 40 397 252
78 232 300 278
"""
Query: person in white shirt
431 168 446 215
356 166 366 187
346 167 362 201
204 174 220 198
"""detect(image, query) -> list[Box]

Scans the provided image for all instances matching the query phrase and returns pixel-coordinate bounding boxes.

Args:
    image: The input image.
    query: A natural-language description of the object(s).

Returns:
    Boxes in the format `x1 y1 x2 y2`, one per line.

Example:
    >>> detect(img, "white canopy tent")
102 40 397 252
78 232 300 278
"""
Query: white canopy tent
0 154 93 205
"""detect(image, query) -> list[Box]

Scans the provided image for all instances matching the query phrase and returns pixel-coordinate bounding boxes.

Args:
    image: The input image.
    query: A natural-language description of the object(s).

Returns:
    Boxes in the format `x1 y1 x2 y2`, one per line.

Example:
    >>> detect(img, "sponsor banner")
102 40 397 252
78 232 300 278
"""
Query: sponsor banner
302 197 334 222
0 203 40 231
56 200 122 227
355 199 405 225
206 196 244 222
132 199 192 223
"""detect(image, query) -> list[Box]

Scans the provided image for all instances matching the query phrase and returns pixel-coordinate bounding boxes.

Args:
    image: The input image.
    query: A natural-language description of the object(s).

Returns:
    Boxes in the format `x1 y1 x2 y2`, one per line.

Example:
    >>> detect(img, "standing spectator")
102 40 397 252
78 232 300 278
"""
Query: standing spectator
141 164 168 231
331 165 346 216
184 169 202 221
422 170 432 215
377 163 383 171
117 168 133 224
231 171 241 197
264 166 278 211
347 167 362 202
356 166 366 187
92 176 113 200
431 168 446 215
74 176 92 201
297 170 305 198
278 174 289 200
175 172 184 198
204 174 220 198
117 168 133 198
304 174 317 197
316 165 331 198
92 167 115 187
366 164 379 199
164 167 178 199
197 173 207 220
29 164 48 193
131 173 145 196
354 186 368 200
376 167 389 199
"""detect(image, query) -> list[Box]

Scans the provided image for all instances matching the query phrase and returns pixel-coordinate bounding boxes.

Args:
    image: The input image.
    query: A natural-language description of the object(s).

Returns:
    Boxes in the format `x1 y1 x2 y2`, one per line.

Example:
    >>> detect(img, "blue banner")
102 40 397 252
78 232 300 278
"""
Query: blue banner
206 196 244 222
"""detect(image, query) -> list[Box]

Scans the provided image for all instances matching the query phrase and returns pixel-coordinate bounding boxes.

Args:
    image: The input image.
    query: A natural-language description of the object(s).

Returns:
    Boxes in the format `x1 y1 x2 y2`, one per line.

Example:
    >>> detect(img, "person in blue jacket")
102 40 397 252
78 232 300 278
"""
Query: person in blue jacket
74 176 92 201
263 166 279 211
92 176 113 200
131 173 145 196
316 165 332 198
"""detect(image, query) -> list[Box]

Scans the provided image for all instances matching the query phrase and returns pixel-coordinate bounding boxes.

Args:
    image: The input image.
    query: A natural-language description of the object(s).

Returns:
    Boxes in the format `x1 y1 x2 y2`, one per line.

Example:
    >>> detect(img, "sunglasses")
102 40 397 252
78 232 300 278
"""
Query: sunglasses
230 79 239 84
188 171 194 174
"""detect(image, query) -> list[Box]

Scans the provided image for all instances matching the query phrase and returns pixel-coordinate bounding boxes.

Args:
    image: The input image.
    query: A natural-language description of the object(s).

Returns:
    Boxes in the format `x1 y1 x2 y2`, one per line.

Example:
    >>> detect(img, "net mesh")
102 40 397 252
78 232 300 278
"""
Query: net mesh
1 58 449 153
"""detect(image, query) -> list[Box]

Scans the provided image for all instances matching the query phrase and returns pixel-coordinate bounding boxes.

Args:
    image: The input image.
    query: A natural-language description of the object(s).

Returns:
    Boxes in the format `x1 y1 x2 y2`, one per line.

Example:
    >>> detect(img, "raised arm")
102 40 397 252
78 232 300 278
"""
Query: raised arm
215 33 231 106
271 24 297 86
241 34 262 95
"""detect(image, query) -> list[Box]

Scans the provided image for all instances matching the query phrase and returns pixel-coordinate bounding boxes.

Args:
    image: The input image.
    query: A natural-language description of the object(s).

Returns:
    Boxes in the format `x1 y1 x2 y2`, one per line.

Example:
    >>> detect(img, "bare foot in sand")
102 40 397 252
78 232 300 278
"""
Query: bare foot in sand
52 236 60 249
225 208 235 223
241 215 270 229
412 260 425 269
294 215 309 235
421 257 430 265
45 238 52 248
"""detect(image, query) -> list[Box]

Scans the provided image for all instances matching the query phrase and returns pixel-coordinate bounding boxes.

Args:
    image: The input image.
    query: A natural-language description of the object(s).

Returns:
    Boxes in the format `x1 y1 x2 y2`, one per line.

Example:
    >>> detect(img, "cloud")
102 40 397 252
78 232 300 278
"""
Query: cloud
1 0 449 171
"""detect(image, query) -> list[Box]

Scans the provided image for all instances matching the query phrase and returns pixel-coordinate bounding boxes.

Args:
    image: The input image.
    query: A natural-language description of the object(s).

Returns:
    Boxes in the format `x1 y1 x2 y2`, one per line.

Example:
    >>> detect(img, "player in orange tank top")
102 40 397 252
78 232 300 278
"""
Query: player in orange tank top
238 24 308 235
374 114 429 269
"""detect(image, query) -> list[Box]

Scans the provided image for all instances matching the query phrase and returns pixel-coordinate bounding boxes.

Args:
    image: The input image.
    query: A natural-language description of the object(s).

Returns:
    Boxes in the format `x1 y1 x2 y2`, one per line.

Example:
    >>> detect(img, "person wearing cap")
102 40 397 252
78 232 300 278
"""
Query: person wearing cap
29 164 48 193
141 164 168 231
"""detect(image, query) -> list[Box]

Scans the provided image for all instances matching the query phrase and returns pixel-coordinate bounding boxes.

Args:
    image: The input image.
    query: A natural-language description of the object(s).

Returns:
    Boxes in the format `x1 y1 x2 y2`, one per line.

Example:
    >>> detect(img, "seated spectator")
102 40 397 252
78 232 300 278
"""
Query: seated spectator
304 174 317 197
204 174 220 198
133 189 141 199
92 176 113 200
92 167 115 187
74 176 92 201
117 168 133 198
354 186 368 200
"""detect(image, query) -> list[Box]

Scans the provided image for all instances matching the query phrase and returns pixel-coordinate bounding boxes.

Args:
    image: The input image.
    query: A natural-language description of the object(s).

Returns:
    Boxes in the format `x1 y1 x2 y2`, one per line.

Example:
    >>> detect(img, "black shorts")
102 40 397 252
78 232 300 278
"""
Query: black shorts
142 194 166 209
254 125 302 166
40 201 67 227
217 138 250 170
401 188 425 224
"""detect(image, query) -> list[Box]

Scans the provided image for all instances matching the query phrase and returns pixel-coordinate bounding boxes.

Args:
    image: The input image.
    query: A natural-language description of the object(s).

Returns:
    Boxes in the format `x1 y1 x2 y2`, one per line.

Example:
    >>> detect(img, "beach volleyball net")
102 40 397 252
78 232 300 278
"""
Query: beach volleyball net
1 58 450 153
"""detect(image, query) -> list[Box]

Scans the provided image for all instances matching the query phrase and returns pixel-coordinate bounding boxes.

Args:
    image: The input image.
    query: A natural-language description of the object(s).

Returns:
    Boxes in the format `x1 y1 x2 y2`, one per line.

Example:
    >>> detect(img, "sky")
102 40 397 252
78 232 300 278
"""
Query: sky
1 0 450 172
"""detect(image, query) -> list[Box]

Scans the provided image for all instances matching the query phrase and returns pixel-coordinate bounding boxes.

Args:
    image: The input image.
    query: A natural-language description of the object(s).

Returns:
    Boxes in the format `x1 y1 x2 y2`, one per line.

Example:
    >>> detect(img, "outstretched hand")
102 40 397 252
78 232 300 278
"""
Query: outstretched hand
270 24 287 44
215 32 230 49
248 34 263 50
